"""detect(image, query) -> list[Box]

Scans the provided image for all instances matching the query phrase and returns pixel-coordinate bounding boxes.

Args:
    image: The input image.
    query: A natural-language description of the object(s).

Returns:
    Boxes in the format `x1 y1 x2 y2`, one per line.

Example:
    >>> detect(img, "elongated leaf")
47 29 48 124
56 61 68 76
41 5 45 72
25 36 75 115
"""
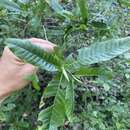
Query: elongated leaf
118 0 130 6
77 37 130 65
45 0 73 19
38 106 54 130
38 88 66 130
25 74 40 91
91 21 107 29
49 88 66 128
74 67 100 76
38 74 66 130
38 75 76 129
65 80 74 122
76 0 88 23
5 38 58 72
62 67 70 81
43 76 59 98
0 0 20 11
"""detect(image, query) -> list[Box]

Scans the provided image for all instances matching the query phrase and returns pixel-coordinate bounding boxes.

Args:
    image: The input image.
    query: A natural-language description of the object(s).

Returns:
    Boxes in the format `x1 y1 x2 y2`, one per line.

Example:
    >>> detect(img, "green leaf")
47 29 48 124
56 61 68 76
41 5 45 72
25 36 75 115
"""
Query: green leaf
5 38 59 72
38 75 75 129
65 80 75 122
77 37 130 65
91 21 107 29
38 90 66 130
25 74 40 91
74 67 100 76
103 83 110 91
76 0 88 23
118 0 130 7
43 76 59 98
45 0 73 19
62 67 70 82
38 75 66 130
38 106 55 130
0 0 20 11
49 89 66 127
124 52 130 60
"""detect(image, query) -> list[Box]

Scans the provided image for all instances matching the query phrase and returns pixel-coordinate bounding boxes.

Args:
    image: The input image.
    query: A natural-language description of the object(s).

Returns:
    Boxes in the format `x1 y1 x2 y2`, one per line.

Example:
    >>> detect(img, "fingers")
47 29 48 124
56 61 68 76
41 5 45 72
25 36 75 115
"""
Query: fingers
1 38 56 67
29 38 55 46
1 47 25 65
2 47 38 72
29 38 56 52
22 63 38 75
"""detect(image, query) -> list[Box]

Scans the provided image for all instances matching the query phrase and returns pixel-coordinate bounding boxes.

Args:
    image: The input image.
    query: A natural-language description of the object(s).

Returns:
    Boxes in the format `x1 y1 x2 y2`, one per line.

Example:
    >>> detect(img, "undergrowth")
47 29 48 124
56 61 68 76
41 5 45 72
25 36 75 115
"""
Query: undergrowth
0 0 130 130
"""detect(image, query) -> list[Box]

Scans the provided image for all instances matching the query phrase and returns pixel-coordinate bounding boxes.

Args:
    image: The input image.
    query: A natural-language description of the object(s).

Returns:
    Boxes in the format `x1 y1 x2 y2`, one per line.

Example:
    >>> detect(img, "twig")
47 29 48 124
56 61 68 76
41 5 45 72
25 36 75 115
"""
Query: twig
43 25 48 40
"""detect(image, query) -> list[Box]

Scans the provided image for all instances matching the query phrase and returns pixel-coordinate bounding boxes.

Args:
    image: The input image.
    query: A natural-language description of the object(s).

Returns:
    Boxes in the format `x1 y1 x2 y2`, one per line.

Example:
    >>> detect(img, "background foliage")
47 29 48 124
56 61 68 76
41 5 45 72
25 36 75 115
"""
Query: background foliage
0 0 130 130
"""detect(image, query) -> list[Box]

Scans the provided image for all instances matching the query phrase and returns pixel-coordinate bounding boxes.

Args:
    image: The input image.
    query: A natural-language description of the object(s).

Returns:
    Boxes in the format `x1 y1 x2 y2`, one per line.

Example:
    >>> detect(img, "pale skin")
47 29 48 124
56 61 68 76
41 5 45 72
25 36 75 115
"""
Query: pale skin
0 38 55 101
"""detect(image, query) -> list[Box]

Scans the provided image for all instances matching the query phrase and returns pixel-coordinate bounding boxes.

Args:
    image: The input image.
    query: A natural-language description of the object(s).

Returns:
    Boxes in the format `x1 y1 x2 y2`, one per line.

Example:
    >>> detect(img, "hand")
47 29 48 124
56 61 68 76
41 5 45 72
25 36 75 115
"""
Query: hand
0 38 55 100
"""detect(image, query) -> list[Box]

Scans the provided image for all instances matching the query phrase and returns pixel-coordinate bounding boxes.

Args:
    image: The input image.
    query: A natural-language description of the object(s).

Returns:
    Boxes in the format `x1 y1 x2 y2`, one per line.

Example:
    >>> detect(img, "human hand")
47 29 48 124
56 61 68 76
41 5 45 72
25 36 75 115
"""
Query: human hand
0 38 55 100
